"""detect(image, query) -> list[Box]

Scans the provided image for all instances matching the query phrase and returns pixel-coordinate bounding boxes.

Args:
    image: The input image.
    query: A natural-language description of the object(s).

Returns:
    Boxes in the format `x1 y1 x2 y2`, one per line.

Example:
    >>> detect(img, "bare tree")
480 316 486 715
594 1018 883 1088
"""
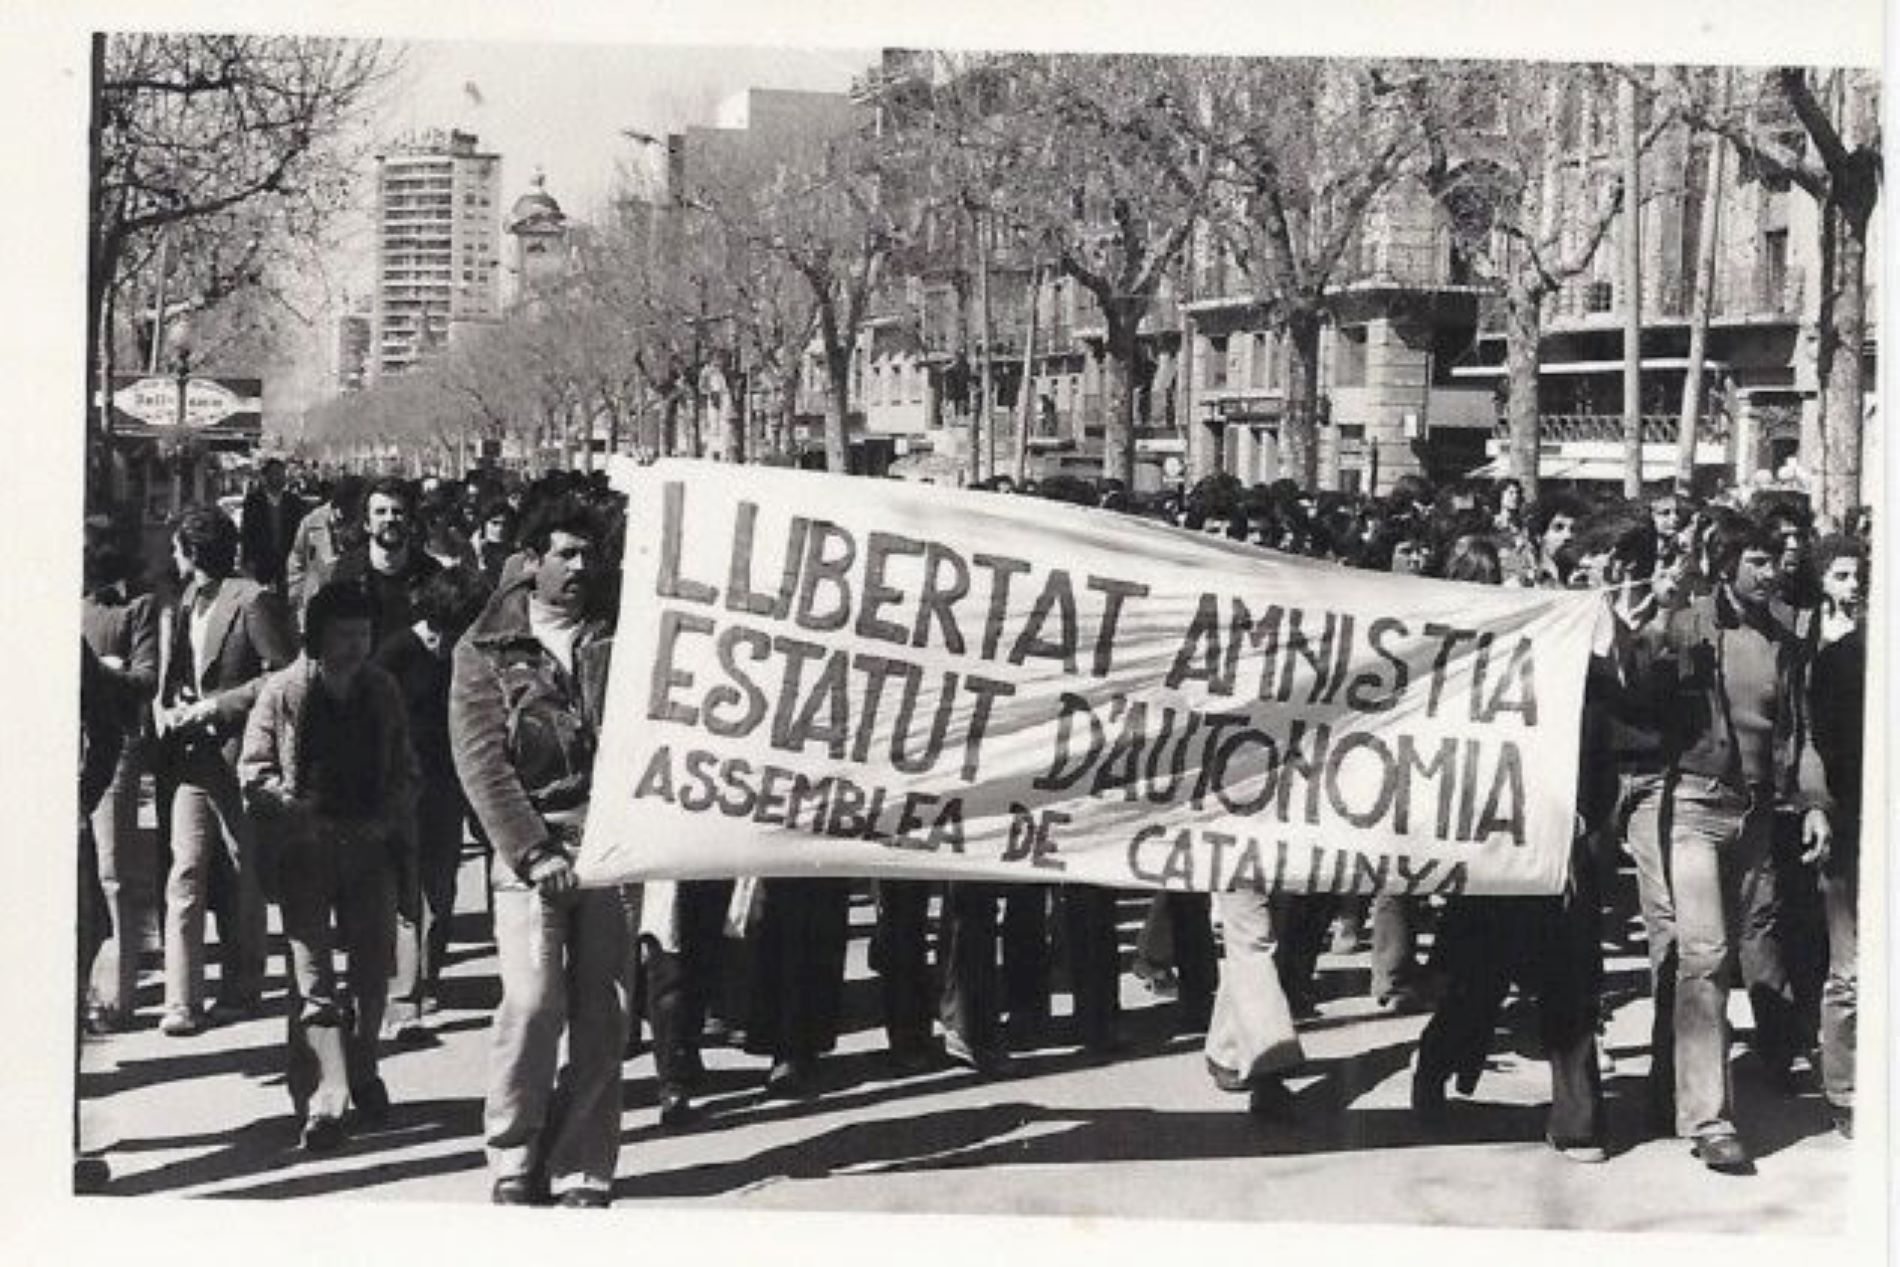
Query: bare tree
1669 66 1880 522
1420 63 1673 500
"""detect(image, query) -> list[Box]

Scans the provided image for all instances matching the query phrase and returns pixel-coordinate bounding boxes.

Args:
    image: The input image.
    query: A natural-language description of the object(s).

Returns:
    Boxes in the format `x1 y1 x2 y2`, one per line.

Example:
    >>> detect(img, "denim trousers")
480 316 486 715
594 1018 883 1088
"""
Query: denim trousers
161 746 267 1017
1818 836 1858 1109
278 824 397 1123
386 780 466 1023
89 747 156 1016
486 880 636 1197
1206 890 1304 1086
1623 772 1788 1138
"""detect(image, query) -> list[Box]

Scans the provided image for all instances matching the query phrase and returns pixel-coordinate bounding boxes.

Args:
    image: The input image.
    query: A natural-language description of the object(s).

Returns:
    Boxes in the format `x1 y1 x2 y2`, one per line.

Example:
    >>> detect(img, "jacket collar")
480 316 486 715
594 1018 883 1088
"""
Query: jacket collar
466 574 606 650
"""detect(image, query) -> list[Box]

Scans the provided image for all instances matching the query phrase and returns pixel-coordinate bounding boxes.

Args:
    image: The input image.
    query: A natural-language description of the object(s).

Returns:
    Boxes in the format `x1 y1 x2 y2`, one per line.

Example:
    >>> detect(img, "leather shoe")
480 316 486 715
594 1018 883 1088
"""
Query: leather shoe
1247 1077 1296 1122
300 1115 344 1153
764 1058 815 1099
1547 1135 1608 1164
1690 1132 1753 1174
557 1188 611 1208
657 1088 696 1128
491 1176 544 1206
350 1079 392 1128
943 1031 1019 1078
1410 1065 1449 1119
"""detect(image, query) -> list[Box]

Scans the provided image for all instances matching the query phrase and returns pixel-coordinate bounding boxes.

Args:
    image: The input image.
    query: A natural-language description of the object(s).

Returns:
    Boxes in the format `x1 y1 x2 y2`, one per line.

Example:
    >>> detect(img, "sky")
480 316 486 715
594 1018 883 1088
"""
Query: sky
273 38 874 412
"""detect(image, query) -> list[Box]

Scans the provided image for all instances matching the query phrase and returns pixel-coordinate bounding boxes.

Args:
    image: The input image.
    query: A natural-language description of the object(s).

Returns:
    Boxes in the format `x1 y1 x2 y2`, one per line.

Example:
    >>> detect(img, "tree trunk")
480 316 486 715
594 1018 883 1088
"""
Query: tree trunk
1282 307 1323 490
1820 183 1872 523
1506 279 1545 501
973 207 995 484
822 336 852 474
661 387 680 457
1619 76 1644 498
716 355 744 463
1102 307 1140 489
1676 129 1725 492
779 362 801 461
1013 265 1042 485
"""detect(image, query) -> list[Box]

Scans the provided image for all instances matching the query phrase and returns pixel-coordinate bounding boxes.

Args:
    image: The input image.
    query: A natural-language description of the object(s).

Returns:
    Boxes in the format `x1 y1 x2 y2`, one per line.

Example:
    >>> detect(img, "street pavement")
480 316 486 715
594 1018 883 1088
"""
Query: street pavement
77 843 1853 1232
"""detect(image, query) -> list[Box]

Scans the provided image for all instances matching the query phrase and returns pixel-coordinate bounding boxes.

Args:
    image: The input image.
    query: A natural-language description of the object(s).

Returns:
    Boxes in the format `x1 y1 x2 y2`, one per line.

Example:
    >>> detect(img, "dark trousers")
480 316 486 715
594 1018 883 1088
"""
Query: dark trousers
387 779 465 1022
1417 875 1605 1147
937 882 1052 1052
872 880 934 1050
279 825 397 1124
1060 886 1122 1047
741 879 851 1062
644 880 731 1091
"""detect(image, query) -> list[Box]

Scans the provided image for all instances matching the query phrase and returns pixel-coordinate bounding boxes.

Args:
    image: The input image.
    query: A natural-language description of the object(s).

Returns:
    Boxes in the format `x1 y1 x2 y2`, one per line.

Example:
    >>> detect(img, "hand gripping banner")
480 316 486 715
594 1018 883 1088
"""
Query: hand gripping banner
579 460 1600 896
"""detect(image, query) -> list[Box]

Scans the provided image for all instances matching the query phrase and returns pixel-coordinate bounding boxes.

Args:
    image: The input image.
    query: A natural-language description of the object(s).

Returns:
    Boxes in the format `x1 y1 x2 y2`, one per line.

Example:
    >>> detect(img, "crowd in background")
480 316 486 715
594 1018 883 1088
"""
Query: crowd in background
75 456 1871 1200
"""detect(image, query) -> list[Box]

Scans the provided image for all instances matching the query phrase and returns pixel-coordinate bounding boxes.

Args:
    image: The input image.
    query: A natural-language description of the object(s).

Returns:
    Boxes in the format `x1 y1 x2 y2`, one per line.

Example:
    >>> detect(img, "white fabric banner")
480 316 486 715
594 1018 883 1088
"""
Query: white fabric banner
579 459 1600 896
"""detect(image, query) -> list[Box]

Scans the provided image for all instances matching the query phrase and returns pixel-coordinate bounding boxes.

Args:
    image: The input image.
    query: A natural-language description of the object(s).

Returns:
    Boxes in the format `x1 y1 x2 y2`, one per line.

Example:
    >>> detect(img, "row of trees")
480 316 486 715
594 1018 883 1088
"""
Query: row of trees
98 39 1876 519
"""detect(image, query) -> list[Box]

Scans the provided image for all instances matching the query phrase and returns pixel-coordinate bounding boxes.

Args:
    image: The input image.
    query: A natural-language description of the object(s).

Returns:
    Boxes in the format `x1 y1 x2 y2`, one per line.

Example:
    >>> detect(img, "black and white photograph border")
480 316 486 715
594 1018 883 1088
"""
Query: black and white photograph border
2 1 1890 1265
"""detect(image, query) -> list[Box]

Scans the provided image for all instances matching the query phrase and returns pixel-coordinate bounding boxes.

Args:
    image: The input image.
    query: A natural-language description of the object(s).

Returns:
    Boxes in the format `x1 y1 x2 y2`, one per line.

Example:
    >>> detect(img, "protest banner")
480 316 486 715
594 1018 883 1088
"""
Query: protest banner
579 459 1602 895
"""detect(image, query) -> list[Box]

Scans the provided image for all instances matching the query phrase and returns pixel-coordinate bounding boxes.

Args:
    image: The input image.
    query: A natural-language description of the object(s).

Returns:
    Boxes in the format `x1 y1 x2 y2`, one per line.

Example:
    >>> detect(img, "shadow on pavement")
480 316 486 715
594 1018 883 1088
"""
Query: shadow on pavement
102 1095 485 1198
612 1040 1528 1201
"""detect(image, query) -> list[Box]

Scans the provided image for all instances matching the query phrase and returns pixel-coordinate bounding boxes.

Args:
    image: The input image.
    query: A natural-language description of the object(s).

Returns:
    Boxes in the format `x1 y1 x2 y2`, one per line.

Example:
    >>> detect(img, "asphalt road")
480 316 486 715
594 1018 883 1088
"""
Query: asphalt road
76 845 1853 1232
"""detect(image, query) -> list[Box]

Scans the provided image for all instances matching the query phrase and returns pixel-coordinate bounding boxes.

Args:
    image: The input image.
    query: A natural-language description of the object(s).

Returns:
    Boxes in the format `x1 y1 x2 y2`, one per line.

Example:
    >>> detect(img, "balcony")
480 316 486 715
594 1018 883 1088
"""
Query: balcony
1490 412 1730 446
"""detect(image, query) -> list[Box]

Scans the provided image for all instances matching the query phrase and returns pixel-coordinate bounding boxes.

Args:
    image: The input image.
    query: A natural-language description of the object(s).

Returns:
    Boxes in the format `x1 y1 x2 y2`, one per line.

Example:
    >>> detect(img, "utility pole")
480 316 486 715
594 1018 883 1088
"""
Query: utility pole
1676 70 1729 492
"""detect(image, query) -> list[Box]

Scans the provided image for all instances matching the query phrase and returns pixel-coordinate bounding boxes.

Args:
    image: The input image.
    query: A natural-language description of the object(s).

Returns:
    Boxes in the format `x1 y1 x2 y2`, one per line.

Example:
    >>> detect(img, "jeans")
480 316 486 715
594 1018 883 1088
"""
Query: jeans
1206 890 1304 1086
1369 895 1424 1001
1623 773 1787 1138
1819 834 1858 1109
161 746 267 1017
387 780 465 1023
89 747 156 1016
278 823 397 1123
486 881 637 1197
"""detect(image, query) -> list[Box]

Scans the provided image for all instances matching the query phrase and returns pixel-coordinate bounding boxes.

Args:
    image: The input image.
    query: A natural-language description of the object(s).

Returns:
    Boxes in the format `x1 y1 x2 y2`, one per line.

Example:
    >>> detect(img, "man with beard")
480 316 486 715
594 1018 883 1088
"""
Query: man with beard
324 478 441 648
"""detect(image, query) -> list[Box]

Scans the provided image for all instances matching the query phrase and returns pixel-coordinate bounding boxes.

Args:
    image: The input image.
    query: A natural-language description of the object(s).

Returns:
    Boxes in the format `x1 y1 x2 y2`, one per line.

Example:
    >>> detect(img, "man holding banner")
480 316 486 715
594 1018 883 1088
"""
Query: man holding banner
451 492 632 1207
579 459 1601 1123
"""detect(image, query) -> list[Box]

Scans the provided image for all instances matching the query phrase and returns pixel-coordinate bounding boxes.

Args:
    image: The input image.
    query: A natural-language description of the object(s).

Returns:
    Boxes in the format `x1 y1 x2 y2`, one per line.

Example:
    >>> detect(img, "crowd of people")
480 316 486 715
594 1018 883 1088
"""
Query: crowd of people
75 455 1870 1203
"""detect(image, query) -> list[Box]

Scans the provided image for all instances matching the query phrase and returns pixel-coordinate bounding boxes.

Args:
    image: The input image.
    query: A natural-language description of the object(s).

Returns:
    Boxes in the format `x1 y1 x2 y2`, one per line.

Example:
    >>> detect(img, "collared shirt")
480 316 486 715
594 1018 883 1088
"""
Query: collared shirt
187 581 222 693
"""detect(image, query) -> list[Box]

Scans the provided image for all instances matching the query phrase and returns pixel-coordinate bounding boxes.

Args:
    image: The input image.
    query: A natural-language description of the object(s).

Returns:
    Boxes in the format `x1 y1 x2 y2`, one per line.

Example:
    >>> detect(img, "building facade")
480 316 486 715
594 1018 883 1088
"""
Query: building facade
372 129 502 381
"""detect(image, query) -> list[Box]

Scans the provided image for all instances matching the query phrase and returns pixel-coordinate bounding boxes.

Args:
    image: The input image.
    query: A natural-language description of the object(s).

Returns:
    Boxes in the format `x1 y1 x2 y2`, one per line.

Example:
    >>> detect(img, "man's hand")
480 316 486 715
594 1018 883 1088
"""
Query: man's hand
526 852 578 899
1800 808 1834 868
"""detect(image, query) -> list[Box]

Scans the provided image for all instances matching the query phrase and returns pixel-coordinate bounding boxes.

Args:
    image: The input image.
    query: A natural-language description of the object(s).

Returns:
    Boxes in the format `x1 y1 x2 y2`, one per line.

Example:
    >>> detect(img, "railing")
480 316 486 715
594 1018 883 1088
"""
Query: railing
1490 412 1730 445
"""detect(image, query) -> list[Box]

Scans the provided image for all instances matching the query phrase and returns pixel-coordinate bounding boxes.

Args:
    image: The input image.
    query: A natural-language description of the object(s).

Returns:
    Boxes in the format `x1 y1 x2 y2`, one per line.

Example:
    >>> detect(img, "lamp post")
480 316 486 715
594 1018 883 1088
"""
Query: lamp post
167 317 195 514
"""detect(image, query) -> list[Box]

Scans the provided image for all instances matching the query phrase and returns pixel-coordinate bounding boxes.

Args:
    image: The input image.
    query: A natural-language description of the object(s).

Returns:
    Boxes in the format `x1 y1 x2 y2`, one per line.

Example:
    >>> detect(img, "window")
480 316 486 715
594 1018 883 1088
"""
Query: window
1206 336 1229 390
1761 229 1789 310
1249 333 1269 389
1332 326 1367 388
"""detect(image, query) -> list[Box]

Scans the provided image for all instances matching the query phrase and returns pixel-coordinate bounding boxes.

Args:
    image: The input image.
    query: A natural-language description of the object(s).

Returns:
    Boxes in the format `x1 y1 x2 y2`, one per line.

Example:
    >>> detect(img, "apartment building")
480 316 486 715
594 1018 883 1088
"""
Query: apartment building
372 129 502 380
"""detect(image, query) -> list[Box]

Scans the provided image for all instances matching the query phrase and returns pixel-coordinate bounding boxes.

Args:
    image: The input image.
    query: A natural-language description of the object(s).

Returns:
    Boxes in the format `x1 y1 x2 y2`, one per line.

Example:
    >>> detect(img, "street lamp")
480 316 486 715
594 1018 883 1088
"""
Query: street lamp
167 316 195 511
168 315 195 428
